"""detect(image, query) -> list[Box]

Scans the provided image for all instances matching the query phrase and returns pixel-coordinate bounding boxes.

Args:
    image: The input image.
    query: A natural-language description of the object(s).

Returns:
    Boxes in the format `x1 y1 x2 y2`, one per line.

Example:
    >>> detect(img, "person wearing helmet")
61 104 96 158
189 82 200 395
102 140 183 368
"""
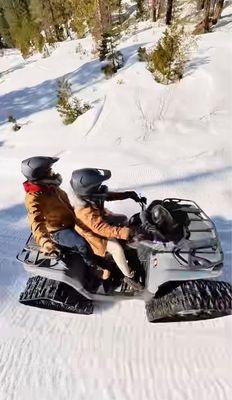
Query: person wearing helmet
70 168 145 291
21 157 110 280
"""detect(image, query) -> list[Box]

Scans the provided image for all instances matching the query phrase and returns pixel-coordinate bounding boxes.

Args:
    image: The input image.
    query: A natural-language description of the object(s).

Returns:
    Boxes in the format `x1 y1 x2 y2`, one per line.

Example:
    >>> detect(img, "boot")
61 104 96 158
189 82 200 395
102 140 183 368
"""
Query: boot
123 276 144 291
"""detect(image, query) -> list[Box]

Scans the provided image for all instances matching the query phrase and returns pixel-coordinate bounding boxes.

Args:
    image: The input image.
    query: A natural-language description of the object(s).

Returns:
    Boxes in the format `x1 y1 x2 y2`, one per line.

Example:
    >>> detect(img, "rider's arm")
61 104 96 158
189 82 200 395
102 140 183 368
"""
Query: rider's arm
25 192 52 247
75 206 130 240
106 191 142 202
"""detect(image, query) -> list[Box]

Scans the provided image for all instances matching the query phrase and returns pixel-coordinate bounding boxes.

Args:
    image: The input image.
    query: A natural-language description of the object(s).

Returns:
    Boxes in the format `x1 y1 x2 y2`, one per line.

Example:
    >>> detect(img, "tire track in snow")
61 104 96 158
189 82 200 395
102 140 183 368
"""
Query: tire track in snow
84 95 107 137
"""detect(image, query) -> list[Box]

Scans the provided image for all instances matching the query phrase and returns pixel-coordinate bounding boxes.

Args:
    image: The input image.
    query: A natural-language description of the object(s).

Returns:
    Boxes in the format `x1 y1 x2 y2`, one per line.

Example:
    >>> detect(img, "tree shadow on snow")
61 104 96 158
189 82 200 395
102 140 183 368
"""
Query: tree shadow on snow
0 203 29 305
0 43 148 125
0 58 104 125
0 59 37 77
185 55 211 77
212 14 232 30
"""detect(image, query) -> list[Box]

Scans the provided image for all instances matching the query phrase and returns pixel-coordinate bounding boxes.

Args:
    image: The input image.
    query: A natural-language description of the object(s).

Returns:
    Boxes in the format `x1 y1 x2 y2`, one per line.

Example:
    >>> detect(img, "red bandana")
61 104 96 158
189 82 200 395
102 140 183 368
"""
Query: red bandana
23 181 55 193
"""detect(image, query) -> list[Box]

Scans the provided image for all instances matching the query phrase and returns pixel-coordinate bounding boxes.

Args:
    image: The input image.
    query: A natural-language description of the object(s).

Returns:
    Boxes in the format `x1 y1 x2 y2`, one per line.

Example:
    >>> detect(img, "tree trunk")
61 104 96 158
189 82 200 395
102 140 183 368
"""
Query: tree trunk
197 0 205 10
152 0 158 22
212 0 225 24
166 0 174 25
98 0 112 33
158 0 165 18
204 0 212 31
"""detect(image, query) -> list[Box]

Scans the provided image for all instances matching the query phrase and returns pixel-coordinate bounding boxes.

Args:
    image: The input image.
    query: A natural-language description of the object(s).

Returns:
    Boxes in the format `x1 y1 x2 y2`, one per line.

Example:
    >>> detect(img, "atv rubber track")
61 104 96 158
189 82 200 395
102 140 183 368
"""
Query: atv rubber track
19 276 93 314
146 280 232 322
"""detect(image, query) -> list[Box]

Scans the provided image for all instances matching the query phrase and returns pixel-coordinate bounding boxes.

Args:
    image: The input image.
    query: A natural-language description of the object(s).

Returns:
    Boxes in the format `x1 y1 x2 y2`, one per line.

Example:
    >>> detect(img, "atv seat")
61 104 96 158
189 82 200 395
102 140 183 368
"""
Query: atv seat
17 234 92 299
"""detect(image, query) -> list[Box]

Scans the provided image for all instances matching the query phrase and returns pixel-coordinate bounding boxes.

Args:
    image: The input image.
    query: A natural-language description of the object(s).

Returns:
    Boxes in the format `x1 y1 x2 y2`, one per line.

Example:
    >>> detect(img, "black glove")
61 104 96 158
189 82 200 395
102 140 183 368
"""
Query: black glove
127 191 147 204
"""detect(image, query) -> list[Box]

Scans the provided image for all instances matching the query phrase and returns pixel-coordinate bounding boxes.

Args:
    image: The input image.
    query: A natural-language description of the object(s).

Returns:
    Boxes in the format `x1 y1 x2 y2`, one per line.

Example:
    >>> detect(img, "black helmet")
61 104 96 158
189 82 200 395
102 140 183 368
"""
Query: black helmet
21 156 59 181
70 168 111 197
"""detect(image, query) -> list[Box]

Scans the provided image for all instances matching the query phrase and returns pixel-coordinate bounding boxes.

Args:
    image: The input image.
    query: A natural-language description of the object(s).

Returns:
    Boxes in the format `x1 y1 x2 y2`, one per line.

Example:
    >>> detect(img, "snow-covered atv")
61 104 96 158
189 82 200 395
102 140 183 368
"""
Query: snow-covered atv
17 198 232 322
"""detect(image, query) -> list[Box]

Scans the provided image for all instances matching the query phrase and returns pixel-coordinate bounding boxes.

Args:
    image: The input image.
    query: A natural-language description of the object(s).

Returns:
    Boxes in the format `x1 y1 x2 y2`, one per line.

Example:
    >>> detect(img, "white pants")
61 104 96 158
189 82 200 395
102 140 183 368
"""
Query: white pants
106 239 133 277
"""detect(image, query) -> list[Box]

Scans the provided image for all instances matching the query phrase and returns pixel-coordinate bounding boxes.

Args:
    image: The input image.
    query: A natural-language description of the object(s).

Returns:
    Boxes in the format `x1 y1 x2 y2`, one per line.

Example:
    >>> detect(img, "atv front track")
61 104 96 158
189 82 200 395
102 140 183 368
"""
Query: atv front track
146 280 232 322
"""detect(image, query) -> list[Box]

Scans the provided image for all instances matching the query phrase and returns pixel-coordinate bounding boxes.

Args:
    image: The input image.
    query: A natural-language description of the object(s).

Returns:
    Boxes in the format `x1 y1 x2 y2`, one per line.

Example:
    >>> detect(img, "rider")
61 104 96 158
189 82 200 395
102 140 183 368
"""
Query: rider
70 168 145 291
21 156 110 280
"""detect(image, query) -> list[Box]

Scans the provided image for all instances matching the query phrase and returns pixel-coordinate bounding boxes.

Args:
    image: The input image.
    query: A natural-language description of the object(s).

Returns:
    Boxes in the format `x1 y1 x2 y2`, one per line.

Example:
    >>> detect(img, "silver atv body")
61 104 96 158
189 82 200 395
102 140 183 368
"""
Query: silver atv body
17 198 232 322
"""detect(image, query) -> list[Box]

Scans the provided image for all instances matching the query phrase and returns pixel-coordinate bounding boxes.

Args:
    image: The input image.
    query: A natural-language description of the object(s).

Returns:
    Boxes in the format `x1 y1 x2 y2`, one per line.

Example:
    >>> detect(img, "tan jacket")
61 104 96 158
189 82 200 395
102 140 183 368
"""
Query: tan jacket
24 182 75 247
74 204 130 257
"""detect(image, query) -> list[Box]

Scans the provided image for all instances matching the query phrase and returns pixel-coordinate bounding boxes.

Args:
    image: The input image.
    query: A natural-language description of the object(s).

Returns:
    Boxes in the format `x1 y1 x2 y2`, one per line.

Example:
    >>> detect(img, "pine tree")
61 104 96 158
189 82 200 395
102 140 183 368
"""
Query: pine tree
0 6 14 47
30 0 72 42
99 29 124 75
70 0 96 38
56 78 91 125
136 0 145 19
1 0 44 56
148 23 193 84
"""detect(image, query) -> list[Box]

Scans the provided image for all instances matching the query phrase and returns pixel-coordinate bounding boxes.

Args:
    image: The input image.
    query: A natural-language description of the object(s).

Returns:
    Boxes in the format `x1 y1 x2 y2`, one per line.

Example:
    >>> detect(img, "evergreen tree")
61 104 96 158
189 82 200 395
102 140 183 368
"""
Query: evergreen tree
56 78 91 125
1 0 43 56
136 0 145 19
0 6 14 47
148 23 193 84
99 30 124 73
30 0 72 42
70 0 96 38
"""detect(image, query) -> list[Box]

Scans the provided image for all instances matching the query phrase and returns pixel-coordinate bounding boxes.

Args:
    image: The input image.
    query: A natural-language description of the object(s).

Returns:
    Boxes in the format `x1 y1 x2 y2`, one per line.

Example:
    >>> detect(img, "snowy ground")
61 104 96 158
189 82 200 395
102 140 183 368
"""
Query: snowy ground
0 4 232 400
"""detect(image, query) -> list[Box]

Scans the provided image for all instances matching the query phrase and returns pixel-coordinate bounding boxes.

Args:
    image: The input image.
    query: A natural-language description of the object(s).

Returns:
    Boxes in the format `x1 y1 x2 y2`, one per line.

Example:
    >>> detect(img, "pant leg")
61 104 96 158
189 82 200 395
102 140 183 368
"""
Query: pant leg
106 238 132 277
52 229 97 268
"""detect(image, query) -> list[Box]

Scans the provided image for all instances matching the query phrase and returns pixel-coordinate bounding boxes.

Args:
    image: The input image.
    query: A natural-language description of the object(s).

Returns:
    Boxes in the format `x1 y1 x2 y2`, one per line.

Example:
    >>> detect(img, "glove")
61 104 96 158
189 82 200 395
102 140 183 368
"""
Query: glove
41 241 61 258
129 225 153 242
127 191 147 204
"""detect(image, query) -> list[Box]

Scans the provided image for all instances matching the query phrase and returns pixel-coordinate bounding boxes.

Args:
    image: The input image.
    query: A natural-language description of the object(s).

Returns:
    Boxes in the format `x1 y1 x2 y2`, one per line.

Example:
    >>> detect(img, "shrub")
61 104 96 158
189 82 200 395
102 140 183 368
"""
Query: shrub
148 23 194 84
8 115 21 131
101 63 116 78
137 46 148 62
56 78 91 125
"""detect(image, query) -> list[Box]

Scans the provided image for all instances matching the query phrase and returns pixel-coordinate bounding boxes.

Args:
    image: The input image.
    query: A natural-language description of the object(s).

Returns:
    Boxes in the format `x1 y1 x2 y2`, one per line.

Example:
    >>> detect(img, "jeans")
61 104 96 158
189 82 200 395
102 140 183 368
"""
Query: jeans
52 228 96 268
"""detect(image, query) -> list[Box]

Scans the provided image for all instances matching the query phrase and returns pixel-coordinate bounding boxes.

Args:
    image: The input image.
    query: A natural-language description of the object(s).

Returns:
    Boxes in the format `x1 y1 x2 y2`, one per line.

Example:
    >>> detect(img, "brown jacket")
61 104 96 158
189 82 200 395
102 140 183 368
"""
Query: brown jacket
24 181 75 247
74 204 130 257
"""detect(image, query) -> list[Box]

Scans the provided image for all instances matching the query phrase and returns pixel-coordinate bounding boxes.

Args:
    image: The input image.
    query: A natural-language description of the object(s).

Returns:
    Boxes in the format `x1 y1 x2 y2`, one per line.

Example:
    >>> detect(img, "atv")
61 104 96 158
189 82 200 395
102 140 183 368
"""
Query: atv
16 198 232 322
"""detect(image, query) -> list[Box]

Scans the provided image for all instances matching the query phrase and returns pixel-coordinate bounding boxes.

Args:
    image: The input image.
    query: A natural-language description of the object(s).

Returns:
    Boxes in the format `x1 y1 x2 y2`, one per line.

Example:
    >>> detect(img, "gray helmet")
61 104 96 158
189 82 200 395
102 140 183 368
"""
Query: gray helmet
21 156 59 181
70 168 111 197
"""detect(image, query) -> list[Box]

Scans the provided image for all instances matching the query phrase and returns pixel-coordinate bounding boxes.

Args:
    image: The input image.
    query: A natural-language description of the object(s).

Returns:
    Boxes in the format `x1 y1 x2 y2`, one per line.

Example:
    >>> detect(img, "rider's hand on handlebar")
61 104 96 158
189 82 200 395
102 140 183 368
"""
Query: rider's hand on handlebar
127 191 146 204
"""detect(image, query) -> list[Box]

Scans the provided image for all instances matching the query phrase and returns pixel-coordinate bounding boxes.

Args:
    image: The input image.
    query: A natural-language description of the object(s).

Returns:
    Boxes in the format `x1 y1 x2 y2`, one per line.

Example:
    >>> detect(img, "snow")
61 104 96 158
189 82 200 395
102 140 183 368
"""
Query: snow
0 4 232 400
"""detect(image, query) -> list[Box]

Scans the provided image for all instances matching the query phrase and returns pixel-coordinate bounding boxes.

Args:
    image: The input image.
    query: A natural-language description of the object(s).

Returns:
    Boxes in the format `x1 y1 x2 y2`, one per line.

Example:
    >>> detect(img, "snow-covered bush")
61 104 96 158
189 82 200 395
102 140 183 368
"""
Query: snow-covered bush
148 23 195 84
8 115 21 131
56 78 91 125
